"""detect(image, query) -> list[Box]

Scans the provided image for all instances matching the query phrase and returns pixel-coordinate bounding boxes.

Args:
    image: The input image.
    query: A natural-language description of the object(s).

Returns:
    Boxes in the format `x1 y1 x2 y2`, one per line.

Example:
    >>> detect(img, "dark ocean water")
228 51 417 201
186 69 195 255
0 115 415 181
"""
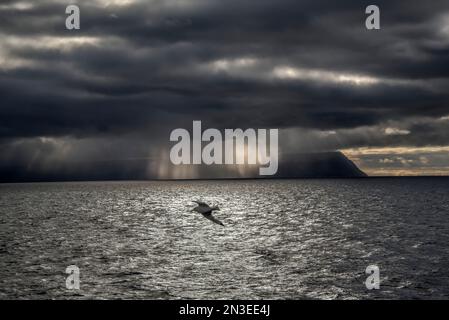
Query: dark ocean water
1 178 448 299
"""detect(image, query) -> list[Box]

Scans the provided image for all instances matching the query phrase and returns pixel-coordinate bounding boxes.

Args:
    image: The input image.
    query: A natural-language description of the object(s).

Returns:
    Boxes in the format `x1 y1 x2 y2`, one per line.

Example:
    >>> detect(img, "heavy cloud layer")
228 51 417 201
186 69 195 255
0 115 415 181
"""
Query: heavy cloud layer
1 0 449 178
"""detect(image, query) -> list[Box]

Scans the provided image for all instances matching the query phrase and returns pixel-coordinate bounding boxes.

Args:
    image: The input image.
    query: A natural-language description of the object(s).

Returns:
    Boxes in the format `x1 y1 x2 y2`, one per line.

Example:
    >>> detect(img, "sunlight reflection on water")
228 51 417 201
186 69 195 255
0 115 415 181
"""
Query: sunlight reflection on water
1 179 449 299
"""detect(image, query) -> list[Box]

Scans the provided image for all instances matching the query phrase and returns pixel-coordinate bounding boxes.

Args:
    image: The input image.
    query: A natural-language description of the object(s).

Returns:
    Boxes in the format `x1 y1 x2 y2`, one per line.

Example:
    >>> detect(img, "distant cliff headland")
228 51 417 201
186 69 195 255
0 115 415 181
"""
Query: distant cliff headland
0 151 366 182
275 152 367 178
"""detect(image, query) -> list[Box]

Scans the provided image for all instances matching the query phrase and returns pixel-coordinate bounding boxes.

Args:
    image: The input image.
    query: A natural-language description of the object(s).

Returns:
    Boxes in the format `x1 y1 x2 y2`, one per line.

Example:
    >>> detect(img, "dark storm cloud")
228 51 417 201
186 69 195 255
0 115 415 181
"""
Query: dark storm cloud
1 0 449 178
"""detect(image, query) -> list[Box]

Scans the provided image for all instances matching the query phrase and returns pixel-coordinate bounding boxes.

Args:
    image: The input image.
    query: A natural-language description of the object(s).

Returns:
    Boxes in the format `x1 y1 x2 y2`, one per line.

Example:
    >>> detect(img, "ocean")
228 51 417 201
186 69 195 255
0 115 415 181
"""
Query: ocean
1 178 448 299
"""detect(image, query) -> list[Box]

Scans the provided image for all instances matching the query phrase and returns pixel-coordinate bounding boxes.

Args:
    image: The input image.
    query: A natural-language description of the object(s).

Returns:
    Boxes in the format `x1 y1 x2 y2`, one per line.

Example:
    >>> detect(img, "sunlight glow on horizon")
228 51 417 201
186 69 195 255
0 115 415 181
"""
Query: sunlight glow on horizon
342 146 449 176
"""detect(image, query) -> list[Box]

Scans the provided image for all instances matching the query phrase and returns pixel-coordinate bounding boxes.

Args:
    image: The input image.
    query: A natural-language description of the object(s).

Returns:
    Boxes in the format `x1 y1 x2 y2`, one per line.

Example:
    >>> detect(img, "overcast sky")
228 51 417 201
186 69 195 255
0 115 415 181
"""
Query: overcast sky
1 0 449 178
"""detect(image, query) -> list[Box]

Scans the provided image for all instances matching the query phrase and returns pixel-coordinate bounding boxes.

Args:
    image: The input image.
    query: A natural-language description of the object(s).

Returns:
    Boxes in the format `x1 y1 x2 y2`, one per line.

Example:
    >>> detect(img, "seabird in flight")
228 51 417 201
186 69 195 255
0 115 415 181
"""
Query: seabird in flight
192 201 224 226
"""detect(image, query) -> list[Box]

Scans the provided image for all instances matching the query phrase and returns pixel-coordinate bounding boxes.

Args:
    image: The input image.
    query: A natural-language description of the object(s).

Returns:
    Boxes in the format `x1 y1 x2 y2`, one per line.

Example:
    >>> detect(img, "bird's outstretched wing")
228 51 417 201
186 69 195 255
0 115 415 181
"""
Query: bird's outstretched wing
202 213 225 227
193 200 208 207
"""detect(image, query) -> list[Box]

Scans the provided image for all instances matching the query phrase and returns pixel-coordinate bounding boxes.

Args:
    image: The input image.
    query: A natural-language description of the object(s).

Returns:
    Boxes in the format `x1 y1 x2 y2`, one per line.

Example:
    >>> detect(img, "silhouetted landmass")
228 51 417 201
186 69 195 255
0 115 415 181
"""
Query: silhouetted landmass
0 151 366 182
275 152 367 178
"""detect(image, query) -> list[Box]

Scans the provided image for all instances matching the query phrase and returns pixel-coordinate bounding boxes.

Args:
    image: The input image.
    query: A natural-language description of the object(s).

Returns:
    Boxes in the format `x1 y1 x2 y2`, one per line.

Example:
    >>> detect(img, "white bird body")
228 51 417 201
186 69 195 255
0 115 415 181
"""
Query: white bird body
192 201 224 226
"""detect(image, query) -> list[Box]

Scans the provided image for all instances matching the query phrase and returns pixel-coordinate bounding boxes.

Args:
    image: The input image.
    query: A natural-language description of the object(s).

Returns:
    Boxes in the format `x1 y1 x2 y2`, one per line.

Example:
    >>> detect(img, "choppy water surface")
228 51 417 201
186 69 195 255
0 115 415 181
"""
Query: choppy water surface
1 179 449 299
